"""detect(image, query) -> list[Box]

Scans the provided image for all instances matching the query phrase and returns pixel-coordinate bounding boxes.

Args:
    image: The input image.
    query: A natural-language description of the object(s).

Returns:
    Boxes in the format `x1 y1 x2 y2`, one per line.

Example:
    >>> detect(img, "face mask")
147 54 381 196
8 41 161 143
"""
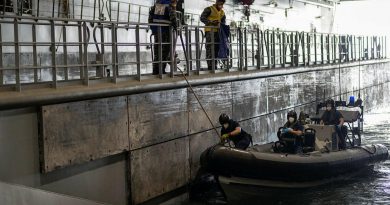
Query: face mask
223 123 229 129
288 117 295 123
326 106 332 111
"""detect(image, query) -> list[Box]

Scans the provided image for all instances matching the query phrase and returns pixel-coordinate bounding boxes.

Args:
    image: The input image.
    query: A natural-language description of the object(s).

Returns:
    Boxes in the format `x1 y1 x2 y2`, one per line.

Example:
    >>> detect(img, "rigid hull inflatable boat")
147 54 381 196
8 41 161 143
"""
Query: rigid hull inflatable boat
201 143 388 189
200 106 389 189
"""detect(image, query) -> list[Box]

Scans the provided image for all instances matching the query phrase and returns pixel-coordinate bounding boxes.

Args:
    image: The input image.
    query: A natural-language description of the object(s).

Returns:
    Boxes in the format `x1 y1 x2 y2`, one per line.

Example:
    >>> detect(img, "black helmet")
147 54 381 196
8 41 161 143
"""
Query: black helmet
287 110 297 120
325 98 335 108
219 113 230 125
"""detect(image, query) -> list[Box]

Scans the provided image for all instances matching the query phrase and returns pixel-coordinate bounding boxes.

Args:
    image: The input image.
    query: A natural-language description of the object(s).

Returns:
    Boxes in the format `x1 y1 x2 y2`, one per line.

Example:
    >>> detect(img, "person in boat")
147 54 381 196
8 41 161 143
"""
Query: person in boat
298 111 310 130
320 99 346 150
278 110 304 153
219 114 252 150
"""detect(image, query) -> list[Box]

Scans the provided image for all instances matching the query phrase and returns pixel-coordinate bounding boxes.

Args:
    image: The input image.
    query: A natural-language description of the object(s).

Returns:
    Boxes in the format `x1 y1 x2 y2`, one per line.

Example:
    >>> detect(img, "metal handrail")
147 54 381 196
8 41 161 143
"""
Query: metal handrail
0 14 387 92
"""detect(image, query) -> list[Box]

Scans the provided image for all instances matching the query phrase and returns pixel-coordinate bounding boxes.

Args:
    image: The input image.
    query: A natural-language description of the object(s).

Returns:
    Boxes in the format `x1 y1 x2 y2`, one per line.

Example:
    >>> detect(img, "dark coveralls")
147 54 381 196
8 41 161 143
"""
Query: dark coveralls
279 122 304 153
200 6 226 70
149 4 177 75
221 119 251 150
321 109 346 149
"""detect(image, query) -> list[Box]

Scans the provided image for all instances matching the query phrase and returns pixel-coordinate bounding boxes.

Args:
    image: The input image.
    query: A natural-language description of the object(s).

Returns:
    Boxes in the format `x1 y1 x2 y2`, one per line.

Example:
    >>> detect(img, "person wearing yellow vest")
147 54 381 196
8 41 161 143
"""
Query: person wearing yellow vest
200 0 226 70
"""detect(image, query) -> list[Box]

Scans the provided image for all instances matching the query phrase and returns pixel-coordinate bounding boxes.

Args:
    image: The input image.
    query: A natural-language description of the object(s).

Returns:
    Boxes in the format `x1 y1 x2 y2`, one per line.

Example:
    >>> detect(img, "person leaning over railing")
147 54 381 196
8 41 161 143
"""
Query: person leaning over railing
149 0 178 75
200 0 226 70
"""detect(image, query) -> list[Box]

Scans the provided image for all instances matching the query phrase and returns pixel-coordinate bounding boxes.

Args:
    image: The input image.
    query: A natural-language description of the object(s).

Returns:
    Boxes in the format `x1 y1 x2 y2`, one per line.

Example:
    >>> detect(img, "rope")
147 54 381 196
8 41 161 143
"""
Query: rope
175 26 221 141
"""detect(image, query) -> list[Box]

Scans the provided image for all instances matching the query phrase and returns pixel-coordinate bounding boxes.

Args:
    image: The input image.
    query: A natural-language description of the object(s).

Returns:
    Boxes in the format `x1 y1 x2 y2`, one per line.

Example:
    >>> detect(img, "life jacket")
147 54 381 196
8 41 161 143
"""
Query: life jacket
150 1 171 34
205 5 224 32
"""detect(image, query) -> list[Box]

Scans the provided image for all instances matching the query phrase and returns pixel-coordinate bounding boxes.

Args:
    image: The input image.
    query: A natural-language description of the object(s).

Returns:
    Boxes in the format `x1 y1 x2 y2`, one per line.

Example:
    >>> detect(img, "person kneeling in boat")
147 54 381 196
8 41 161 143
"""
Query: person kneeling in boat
320 99 346 150
219 114 252 150
278 110 304 154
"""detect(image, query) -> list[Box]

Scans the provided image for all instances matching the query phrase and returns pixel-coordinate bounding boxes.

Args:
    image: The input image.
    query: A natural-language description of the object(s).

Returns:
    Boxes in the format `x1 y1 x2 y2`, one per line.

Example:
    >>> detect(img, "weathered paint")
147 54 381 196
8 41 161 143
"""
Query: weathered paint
130 137 190 204
188 83 233 134
231 79 267 121
128 89 188 150
40 97 129 173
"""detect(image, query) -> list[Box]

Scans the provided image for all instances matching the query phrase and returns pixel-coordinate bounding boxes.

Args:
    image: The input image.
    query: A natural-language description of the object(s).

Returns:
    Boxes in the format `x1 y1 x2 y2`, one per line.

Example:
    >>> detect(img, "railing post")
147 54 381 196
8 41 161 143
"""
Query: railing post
195 27 200 75
62 25 68 80
321 34 324 64
295 32 299 67
307 33 310 65
112 23 118 82
301 32 305 66
244 28 248 71
326 34 330 63
211 29 216 72
32 23 38 83
281 32 285 68
51 20 58 88
238 27 243 71
385 36 387 58
82 22 89 86
78 22 83 80
169 26 176 77
256 28 261 70
314 32 317 65
289 33 293 67
272 30 276 67
185 26 191 76
158 27 163 79
338 35 342 63
14 18 21 91
266 30 270 69
135 24 141 80
333 35 337 63
251 31 255 67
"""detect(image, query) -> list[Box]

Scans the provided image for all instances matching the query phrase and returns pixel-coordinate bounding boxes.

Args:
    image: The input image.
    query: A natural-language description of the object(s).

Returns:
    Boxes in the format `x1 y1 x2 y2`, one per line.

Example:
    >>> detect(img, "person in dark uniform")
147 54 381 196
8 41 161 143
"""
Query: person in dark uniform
219 114 251 150
278 110 304 153
320 99 346 149
200 0 226 70
149 0 177 75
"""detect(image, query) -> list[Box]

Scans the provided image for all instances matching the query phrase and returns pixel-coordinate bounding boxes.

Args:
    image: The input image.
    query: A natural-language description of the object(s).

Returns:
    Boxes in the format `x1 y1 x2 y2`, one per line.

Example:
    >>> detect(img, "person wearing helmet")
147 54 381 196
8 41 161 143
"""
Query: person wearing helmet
200 0 226 70
219 113 252 150
320 99 346 149
278 110 304 153
149 0 178 75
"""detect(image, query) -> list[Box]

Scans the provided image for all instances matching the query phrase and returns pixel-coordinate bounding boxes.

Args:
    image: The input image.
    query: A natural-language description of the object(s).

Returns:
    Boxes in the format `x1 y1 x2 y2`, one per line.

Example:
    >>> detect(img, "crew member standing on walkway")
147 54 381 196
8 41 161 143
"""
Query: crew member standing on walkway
219 114 252 150
149 0 178 75
200 0 226 70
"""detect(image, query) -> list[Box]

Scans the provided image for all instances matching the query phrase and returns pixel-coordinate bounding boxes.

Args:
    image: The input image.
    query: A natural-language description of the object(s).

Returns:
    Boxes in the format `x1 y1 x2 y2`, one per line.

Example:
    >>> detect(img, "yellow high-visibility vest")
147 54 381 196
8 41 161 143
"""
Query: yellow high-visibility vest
205 5 224 32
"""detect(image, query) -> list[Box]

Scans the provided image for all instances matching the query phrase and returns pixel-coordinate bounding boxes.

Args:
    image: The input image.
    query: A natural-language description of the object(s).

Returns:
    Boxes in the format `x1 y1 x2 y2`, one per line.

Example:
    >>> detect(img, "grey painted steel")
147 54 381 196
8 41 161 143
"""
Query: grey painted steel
0 108 128 205
40 96 129 173
189 130 220 179
128 89 188 150
188 82 233 135
267 76 291 113
0 60 388 110
0 61 389 205
0 181 105 205
232 79 267 121
130 137 190 204
239 116 268 144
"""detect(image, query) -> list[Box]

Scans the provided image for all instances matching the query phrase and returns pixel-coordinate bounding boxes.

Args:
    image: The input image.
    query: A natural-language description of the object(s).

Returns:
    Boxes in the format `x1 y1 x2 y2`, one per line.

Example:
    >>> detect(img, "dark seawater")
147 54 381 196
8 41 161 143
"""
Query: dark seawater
189 108 390 205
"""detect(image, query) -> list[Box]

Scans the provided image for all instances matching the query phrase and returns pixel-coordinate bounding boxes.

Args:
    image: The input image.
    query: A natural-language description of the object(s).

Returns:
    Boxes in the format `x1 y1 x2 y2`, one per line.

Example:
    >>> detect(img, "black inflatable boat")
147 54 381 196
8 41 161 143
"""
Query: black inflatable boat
201 143 388 189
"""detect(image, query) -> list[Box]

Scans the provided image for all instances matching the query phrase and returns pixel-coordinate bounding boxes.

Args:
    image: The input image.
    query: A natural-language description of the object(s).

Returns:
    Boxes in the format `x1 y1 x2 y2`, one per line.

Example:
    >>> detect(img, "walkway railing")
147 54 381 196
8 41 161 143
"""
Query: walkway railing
0 14 387 92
